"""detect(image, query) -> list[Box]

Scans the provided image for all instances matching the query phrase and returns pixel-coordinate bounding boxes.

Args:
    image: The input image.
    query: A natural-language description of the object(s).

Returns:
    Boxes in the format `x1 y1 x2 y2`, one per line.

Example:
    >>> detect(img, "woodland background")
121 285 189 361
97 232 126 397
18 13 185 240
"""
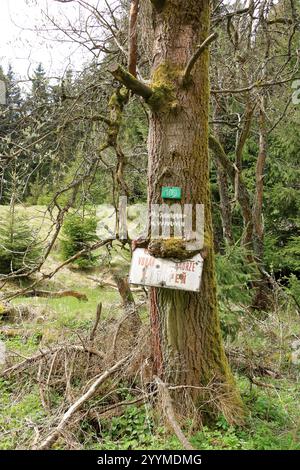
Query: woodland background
0 0 299 450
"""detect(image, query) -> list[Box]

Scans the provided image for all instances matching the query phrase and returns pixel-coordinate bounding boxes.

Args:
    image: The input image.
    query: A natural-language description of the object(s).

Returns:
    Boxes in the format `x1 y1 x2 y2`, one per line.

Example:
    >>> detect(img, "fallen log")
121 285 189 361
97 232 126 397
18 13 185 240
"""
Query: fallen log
23 289 88 301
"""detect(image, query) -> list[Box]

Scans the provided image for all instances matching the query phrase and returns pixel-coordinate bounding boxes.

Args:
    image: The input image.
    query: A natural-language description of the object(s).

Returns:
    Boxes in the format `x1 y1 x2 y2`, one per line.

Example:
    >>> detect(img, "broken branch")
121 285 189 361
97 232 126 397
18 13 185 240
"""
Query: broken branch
109 64 153 100
154 376 194 450
128 0 140 77
89 303 102 342
183 32 218 85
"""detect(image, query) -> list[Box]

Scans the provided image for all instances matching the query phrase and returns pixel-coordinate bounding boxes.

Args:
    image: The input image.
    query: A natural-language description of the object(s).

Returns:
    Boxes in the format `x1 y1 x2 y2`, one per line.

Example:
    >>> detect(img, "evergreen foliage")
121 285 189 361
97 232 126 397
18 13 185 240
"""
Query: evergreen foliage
60 213 98 268
0 210 42 275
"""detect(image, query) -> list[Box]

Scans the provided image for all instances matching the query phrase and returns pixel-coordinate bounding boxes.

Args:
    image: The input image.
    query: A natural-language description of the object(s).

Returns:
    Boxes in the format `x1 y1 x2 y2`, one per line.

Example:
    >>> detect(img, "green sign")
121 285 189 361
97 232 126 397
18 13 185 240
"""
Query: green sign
161 186 182 200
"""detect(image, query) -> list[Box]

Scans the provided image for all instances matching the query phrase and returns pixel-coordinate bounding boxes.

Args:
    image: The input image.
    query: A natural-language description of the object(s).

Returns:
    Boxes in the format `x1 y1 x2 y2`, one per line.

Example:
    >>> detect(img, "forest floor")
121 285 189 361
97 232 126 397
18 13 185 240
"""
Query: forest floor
0 206 300 450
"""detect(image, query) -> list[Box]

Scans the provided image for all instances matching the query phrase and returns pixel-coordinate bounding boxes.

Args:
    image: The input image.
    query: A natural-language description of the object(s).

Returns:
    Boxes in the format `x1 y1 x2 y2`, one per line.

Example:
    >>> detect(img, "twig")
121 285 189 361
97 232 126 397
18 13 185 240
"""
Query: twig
250 377 281 390
89 303 102 342
1 345 104 378
37 359 50 412
46 350 59 391
154 376 194 450
36 355 129 450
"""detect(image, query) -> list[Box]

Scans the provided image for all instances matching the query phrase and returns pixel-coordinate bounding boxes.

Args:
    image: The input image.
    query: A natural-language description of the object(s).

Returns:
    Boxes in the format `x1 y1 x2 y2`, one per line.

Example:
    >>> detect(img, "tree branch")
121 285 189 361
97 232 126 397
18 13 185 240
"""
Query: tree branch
128 0 140 77
154 376 194 450
183 32 218 85
109 64 153 100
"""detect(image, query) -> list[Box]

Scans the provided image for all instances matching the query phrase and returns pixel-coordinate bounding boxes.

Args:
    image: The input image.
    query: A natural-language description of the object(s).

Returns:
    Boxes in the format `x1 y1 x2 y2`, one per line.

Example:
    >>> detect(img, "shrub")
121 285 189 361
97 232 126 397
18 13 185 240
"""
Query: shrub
215 244 259 339
60 213 98 268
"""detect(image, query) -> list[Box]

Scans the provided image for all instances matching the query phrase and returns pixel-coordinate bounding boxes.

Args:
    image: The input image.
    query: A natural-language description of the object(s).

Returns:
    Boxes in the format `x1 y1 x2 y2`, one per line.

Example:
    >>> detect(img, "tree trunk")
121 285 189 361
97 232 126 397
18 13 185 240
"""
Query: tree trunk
209 134 254 254
216 161 234 245
213 98 234 245
251 97 272 311
253 100 266 262
148 0 244 423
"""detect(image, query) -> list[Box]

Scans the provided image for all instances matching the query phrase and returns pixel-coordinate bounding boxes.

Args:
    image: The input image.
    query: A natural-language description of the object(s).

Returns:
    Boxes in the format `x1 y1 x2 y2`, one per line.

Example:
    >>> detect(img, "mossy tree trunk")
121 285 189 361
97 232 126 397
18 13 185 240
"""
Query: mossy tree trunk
147 0 244 423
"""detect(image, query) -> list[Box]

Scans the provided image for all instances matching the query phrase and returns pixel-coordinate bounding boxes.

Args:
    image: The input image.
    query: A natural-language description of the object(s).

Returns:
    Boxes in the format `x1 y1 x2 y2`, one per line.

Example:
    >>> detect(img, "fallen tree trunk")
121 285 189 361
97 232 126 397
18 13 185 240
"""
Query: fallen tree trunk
22 289 88 301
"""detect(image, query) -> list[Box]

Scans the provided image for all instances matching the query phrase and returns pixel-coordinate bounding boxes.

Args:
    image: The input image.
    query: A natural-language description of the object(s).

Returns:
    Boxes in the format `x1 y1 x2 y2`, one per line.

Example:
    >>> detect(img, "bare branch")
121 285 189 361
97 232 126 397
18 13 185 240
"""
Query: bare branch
154 376 194 450
128 0 140 77
89 303 102 342
183 32 218 85
36 355 130 450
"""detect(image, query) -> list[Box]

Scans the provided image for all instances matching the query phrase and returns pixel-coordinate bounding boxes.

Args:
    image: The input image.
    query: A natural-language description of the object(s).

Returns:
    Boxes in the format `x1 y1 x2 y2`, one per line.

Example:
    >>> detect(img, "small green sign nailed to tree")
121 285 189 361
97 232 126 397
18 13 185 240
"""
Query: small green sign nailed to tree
161 186 182 200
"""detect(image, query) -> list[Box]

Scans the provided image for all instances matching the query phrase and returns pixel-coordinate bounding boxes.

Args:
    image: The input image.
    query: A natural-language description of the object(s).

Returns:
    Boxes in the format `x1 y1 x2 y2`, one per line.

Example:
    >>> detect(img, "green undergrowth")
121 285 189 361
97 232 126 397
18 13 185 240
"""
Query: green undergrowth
1 372 299 450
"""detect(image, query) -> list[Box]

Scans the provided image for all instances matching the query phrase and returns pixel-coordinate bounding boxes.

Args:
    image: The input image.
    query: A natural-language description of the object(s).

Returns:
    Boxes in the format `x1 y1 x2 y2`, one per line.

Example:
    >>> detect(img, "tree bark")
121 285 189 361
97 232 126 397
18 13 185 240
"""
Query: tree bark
209 134 254 252
251 96 272 311
128 0 139 77
216 161 234 245
147 0 244 423
212 98 234 245
252 99 266 262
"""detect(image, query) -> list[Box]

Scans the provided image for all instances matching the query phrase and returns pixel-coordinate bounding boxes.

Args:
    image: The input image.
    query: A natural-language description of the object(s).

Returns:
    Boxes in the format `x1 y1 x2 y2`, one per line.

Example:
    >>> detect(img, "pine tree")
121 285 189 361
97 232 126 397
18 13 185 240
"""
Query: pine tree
0 209 42 275
60 213 98 269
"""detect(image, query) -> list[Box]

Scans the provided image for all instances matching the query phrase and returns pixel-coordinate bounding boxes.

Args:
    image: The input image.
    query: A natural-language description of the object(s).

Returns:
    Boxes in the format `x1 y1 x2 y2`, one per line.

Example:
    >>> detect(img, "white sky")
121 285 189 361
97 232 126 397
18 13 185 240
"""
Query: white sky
0 0 99 81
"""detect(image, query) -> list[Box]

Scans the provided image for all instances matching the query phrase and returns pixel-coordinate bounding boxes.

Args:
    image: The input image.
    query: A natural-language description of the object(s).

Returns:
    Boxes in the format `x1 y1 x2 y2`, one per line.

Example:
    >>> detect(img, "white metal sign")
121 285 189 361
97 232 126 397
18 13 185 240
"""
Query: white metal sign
129 248 203 292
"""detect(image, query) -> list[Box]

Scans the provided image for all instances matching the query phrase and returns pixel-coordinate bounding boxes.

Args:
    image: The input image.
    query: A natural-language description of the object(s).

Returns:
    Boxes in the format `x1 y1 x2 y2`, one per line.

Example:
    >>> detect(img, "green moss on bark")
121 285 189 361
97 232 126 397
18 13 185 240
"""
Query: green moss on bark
147 62 180 111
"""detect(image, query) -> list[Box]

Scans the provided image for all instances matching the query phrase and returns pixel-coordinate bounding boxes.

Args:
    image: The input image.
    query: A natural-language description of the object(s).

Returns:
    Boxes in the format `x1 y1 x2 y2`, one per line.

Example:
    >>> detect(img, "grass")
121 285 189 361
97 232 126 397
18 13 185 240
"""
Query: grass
0 287 121 357
13 287 120 326
0 379 46 450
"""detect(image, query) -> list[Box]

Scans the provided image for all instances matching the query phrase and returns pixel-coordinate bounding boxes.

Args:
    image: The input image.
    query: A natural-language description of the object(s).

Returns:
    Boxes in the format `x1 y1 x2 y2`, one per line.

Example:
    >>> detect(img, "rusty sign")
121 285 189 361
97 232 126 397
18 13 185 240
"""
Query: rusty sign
129 248 203 292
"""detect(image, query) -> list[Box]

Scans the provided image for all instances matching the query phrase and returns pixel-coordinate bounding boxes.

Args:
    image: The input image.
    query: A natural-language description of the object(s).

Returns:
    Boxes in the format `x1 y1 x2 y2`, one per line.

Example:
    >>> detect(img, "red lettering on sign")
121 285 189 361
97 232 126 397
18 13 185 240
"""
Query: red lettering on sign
175 272 187 285
138 256 155 268
177 261 195 272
